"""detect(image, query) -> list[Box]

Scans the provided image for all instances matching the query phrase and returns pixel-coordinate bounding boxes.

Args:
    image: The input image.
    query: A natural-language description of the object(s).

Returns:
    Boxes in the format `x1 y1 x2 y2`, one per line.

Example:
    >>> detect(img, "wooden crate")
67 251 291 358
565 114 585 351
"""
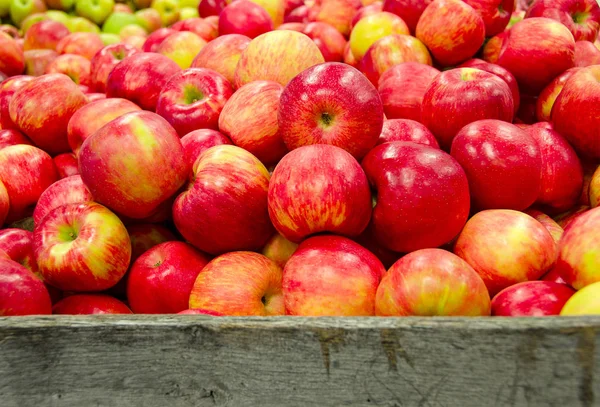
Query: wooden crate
0 315 598 406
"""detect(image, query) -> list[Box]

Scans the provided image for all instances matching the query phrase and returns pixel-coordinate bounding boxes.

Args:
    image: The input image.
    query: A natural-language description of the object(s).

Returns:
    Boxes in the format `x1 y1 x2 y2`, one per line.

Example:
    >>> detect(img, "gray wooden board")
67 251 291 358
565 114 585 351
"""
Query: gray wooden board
0 316 599 407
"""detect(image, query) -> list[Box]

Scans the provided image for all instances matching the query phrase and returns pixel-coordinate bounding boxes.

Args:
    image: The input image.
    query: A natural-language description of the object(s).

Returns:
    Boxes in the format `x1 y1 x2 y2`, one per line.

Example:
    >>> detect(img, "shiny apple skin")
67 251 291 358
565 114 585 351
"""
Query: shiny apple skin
0 258 52 316
33 175 94 226
525 208 564 245
0 76 34 131
218 0 274 39
52 294 132 314
53 153 79 179
491 281 575 316
45 54 93 87
0 129 33 150
191 33 250 85
180 129 232 173
536 67 581 122
90 43 141 94
462 0 515 36
377 118 439 148
261 232 298 269
303 22 346 62
382 0 433 34
0 228 39 277
525 0 600 42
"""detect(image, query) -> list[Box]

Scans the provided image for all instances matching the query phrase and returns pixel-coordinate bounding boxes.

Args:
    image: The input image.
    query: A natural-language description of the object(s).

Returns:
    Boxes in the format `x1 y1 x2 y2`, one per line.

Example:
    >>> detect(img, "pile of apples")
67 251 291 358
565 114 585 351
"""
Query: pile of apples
1 0 600 318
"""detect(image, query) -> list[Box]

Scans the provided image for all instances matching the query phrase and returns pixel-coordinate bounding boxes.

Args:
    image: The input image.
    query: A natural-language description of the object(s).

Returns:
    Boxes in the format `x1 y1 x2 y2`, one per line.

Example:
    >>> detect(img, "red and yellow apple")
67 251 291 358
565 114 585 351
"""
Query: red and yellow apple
349 11 410 61
180 129 232 172
377 118 439 148
491 281 575 316
191 33 250 85
560 281 600 315
52 294 132 314
0 258 52 316
156 31 207 69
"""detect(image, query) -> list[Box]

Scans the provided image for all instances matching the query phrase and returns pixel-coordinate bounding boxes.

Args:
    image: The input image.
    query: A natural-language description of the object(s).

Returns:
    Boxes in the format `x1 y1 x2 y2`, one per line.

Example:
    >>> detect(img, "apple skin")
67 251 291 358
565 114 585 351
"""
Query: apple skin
382 0 433 34
261 232 298 269
218 80 286 167
9 73 88 155
377 118 439 148
541 267 569 285
189 251 285 316
56 32 105 61
377 62 439 122
283 235 384 316
180 129 232 172
9 0 47 28
173 145 274 255
422 68 514 150
454 209 557 296
535 67 581 122
0 33 25 78
141 28 177 53
67 98 141 156
75 0 116 26
178 308 224 315
416 0 485 66
53 153 79 179
491 281 575 316
0 180 8 226
268 145 372 243
191 33 251 85
0 129 33 149
310 0 362 37
198 0 226 17
34 202 131 292
156 68 233 137
53 294 132 314
451 120 541 211
234 30 325 88
23 49 59 77
90 44 140 94
79 111 187 220
351 2 383 29
523 122 583 213
525 208 564 245
218 0 274 39
483 18 575 94
284 5 310 23
135 8 163 35
554 204 589 229
127 224 178 263
359 34 432 86
376 249 491 316
343 41 358 67
22 20 69 51
0 145 58 223
560 281 600 315
32 175 94 226
574 40 600 66
525 0 600 42
302 22 346 63
127 241 210 314
171 18 218 42
552 65 600 159
462 0 515 37
106 52 181 112
0 258 52 316
591 166 600 208
0 229 40 277
151 0 181 26
278 62 383 159
44 54 93 88
349 11 410 61
157 31 207 70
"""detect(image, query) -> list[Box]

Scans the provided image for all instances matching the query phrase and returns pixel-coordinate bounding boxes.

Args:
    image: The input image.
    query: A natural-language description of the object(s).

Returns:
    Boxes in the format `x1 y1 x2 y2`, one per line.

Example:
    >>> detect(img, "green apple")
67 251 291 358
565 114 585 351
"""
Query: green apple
67 15 101 32
179 0 198 8
20 11 48 32
45 0 75 12
179 6 198 20
151 0 180 27
102 11 139 34
75 0 114 25
10 0 47 27
135 8 162 33
99 32 120 44
0 0 10 18
45 10 71 26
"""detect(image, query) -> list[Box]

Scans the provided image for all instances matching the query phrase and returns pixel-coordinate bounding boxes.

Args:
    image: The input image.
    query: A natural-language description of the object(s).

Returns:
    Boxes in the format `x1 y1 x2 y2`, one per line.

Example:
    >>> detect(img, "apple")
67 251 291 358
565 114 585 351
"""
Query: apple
135 8 162 34
349 11 410 61
45 0 74 11
0 228 40 278
277 22 305 30
382 0 432 34
552 65 600 159
0 33 25 77
53 294 132 314
302 22 346 62
0 258 51 316
541 267 569 285
525 0 600 42
422 68 514 149
454 209 557 296
359 34 431 86
234 30 325 88
218 0 274 39
67 97 141 156
0 24 20 38
218 80 286 166
171 17 218 42
377 62 439 122
198 0 226 17
554 204 589 229
156 68 233 136
53 153 79 179
560 281 600 315
536 67 579 122
141 28 176 52
268 145 371 242
44 10 71 26
56 32 105 61
9 73 88 155
75 0 115 25
23 20 69 51
376 248 490 316
343 41 358 67
90 43 140 93
311 0 362 36
9 0 47 28
278 62 383 159
574 40 600 66
45 54 93 88
102 12 140 35
491 281 575 316
157 31 207 69
350 2 383 29
67 16 101 34
191 33 250 85
377 118 439 148
180 6 200 19
283 235 384 316
127 223 177 262
119 25 150 40
261 232 298 269
0 129 33 149
79 111 187 219
113 3 133 13
284 5 309 22
32 175 94 226
591 166 600 208
249 0 285 27
178 308 224 315
363 141 470 253
0 145 57 223
483 17 575 93
416 0 485 66
152 0 181 26
462 0 515 36
180 129 232 172
524 208 564 245
34 202 131 292
86 93 107 102
20 13 49 34
106 52 181 112
23 49 58 77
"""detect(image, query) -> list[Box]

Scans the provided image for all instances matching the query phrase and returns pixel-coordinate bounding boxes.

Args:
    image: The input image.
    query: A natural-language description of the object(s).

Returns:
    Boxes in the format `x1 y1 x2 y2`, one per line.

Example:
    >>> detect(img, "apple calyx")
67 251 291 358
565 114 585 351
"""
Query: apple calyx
183 85 205 105
58 223 79 243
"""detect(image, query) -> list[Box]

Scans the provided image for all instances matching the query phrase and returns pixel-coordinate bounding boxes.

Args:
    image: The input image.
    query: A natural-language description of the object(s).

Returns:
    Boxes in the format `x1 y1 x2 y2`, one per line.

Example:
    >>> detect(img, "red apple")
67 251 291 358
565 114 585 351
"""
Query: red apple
79 111 187 219
86 93 106 102
462 0 515 36
0 229 39 276
363 141 470 253
491 281 575 316
302 22 346 62
127 241 210 314
177 308 224 315
67 97 141 156
0 180 7 227
353 223 402 269
56 32 104 60
22 20 69 51
574 40 600 66
156 68 233 137
0 129 33 149
52 294 132 314
261 232 298 269
525 208 565 245
382 0 433 34
483 17 575 93
278 62 383 159
173 145 274 255
591 165 600 208
191 33 251 85
218 80 286 166
53 153 79 179
377 118 439 148
283 235 384 316
180 129 232 172
171 18 218 42
32 175 94 226
141 28 177 53
44 54 92 87
343 41 358 67
0 258 51 316
454 209 557 296
541 267 569 285
525 0 600 42
0 33 25 79
268 145 372 242
536 67 581 122
219 0 274 39
284 5 310 22
376 248 491 316
127 223 178 262
106 52 181 112
377 62 439 122
311 0 362 37
351 2 383 29
0 75 34 131
552 65 600 159
156 31 207 70
189 251 285 316
23 49 59 77
349 11 410 61
554 204 589 229
422 68 514 149
9 73 87 155
198 0 227 17
34 202 131 292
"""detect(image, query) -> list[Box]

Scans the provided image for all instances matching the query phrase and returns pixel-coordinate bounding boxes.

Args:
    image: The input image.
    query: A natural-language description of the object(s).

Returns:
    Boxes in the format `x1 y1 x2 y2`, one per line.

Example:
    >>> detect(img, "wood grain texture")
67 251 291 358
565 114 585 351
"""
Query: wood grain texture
0 316 598 407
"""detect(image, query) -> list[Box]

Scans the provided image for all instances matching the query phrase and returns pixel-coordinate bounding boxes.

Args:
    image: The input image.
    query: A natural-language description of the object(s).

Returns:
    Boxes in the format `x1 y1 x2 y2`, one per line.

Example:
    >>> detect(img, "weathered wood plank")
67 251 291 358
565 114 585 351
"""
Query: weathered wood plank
0 316 598 407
